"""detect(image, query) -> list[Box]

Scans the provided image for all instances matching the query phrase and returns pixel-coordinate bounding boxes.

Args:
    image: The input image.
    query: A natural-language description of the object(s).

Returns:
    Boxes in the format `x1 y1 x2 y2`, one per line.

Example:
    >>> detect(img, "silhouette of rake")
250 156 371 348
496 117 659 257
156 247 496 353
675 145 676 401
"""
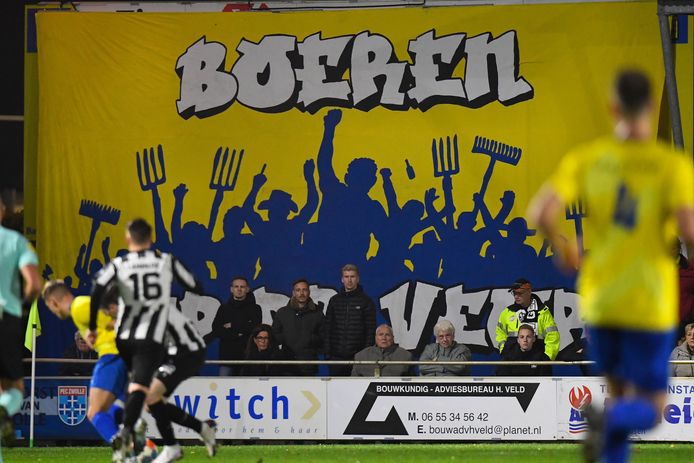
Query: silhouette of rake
136 145 166 191
210 147 244 191
78 200 121 276
471 136 522 200
431 135 460 178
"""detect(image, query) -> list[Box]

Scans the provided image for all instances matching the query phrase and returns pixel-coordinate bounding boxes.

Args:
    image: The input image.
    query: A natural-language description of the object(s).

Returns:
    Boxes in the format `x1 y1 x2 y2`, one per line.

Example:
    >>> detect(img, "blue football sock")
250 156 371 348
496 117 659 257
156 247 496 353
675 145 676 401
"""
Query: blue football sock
602 398 657 463
604 429 629 463
606 398 657 433
91 411 119 443
0 388 23 416
109 403 123 426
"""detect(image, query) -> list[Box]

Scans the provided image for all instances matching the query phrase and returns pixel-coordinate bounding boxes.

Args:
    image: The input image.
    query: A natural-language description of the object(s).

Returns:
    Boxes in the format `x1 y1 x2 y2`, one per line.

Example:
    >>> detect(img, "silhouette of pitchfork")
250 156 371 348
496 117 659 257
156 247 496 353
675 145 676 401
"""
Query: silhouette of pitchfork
432 135 460 227
565 199 588 256
136 145 170 247
208 147 244 233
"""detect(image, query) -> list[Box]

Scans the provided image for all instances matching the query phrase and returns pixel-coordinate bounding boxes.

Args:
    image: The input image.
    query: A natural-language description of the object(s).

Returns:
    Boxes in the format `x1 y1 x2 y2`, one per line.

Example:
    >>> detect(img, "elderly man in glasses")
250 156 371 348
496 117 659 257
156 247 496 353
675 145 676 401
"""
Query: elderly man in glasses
495 277 559 361
419 320 471 376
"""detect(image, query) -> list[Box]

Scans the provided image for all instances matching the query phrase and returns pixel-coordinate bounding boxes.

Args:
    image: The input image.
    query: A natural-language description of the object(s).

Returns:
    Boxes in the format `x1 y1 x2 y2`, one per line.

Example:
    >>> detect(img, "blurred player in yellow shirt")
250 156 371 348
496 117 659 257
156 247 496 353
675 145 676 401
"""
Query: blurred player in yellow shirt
530 70 694 463
43 281 131 446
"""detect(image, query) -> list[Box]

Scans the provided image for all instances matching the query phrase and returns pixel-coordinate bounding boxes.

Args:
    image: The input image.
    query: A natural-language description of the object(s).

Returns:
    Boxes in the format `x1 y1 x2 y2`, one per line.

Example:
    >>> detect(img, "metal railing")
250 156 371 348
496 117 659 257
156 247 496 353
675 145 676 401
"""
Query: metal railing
25 357 694 377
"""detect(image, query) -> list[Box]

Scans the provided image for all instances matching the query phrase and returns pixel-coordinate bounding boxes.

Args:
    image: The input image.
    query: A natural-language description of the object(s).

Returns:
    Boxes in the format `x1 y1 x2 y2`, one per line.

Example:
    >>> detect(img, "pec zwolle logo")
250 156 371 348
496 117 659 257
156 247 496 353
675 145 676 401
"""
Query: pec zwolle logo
58 386 88 426
568 385 592 434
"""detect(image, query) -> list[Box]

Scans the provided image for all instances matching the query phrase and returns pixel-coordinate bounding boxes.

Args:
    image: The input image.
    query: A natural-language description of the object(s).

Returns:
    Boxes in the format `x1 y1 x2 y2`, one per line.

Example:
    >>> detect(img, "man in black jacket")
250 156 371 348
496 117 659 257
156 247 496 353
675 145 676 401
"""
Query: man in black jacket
496 324 551 376
325 264 377 376
272 279 325 376
210 277 262 376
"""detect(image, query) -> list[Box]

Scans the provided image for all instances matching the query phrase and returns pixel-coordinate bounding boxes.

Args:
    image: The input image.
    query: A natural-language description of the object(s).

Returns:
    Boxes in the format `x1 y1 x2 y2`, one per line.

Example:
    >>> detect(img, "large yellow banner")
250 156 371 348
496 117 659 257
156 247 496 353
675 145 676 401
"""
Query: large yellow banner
36 3 663 354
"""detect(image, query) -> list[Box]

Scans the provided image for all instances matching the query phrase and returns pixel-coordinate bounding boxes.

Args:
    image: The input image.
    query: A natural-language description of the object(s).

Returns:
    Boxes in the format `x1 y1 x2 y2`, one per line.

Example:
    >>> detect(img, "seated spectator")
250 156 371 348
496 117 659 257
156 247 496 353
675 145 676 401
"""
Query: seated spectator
272 279 324 376
496 324 551 376
60 330 98 376
419 320 471 376
496 278 560 360
352 324 412 377
240 324 290 376
670 323 694 377
676 240 694 336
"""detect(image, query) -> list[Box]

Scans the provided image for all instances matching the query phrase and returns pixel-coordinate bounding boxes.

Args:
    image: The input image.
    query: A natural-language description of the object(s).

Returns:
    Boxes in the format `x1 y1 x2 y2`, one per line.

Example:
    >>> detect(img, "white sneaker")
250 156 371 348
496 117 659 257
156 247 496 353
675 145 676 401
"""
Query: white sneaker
199 419 218 457
152 444 183 463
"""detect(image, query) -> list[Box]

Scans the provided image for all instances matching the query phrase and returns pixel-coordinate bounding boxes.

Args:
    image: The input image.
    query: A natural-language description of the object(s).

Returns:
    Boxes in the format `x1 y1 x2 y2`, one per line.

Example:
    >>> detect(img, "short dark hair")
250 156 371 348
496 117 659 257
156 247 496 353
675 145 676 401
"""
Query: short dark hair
127 218 152 244
615 70 651 117
518 324 536 336
42 280 71 300
230 276 248 286
292 278 309 289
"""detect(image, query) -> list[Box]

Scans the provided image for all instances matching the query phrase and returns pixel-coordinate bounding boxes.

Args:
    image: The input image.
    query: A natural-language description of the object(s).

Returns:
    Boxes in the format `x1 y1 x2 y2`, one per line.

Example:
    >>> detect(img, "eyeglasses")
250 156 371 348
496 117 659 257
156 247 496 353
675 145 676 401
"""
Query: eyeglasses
512 290 528 296
255 336 270 340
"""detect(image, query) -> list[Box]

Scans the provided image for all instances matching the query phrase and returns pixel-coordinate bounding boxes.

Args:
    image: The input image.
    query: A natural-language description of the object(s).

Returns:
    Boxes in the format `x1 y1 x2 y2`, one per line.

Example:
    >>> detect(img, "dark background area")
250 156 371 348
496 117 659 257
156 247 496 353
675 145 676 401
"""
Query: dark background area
0 1 26 192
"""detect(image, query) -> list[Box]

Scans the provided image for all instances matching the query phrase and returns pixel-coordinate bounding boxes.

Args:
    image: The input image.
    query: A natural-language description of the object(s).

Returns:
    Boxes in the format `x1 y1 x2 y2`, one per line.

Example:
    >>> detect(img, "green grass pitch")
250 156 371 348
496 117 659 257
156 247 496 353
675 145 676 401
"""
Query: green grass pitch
4 443 694 462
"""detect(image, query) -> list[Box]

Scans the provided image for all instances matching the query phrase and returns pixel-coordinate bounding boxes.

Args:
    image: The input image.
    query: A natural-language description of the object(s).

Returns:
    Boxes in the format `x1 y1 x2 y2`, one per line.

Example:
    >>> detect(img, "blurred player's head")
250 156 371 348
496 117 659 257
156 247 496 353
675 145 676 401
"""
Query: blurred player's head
126 218 153 249
612 70 653 140
42 280 74 320
614 70 652 118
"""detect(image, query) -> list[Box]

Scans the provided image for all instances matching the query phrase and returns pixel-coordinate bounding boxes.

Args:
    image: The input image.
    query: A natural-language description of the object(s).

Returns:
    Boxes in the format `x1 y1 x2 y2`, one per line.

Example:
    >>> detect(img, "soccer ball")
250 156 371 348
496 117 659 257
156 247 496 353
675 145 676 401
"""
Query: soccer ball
136 439 159 463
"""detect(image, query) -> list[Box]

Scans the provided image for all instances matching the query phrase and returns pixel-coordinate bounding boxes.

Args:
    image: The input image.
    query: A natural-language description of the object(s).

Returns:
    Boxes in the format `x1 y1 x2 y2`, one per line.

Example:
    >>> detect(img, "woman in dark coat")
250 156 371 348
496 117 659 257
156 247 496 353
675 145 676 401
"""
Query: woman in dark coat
241 324 291 376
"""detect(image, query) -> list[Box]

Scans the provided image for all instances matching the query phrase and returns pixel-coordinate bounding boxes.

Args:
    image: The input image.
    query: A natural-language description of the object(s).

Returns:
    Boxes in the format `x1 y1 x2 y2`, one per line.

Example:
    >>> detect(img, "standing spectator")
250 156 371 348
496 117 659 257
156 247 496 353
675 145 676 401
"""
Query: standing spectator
0 197 41 446
241 324 288 376
496 278 560 360
419 320 472 376
210 276 262 376
352 325 412 377
496 324 551 376
60 330 99 376
272 279 324 376
670 323 694 377
325 264 376 376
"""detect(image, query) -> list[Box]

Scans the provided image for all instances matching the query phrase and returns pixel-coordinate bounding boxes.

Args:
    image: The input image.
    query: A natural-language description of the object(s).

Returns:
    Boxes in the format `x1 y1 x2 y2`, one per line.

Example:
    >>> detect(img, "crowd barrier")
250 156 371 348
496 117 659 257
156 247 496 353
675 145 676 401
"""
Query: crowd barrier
14 359 694 442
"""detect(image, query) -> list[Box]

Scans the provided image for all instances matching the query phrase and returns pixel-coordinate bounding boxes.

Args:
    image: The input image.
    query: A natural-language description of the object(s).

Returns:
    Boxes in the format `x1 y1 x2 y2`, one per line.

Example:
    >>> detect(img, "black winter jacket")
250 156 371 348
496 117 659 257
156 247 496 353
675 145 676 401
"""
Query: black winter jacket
210 293 262 361
324 285 376 358
272 298 325 374
496 341 551 376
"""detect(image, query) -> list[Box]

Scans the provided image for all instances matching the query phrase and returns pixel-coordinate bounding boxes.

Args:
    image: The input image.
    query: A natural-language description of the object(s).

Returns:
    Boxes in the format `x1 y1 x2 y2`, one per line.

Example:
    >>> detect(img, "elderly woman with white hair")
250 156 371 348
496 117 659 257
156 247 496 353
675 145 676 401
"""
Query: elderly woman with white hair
670 323 694 377
418 320 472 376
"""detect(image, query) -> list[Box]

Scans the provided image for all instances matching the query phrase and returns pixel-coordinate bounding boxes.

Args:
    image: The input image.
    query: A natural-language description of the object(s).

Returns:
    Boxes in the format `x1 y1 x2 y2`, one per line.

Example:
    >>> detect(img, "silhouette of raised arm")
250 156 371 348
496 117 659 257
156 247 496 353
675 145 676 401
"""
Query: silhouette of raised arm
298 159 318 224
242 167 267 232
317 109 343 193
380 168 400 217
171 183 188 244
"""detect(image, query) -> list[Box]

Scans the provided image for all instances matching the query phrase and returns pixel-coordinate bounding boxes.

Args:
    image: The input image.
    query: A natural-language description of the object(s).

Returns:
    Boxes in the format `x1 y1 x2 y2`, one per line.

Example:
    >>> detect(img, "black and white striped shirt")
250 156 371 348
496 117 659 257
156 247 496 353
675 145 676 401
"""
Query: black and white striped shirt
166 306 206 355
90 249 201 345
